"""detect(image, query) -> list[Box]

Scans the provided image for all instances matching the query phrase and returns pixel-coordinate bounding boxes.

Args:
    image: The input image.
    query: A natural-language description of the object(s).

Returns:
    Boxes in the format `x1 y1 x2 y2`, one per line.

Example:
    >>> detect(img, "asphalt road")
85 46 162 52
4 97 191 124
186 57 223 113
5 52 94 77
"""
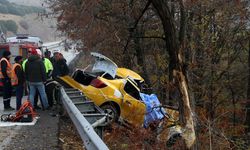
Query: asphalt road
0 96 60 150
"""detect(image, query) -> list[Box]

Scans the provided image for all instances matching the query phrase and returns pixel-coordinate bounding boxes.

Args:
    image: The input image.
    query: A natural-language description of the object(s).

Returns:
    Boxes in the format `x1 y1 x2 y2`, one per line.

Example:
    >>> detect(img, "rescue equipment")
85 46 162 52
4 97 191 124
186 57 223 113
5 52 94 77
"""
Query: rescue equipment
1 100 36 122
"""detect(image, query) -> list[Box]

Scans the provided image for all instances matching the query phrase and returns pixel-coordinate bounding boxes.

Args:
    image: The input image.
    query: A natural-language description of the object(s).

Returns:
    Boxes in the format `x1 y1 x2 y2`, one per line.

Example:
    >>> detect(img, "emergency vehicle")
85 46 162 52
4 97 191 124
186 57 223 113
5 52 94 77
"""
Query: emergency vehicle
0 34 42 62
0 34 42 88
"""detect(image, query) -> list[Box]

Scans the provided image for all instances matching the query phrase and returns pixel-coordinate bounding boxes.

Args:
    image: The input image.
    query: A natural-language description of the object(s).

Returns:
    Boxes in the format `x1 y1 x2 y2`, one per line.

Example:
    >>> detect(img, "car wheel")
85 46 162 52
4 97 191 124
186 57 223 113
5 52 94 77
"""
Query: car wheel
101 104 119 124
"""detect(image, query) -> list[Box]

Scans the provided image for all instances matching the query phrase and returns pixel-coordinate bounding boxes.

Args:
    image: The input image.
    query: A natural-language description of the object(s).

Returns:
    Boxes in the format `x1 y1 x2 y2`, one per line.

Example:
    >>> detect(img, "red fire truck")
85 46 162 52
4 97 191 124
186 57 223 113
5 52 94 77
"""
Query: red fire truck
0 35 42 62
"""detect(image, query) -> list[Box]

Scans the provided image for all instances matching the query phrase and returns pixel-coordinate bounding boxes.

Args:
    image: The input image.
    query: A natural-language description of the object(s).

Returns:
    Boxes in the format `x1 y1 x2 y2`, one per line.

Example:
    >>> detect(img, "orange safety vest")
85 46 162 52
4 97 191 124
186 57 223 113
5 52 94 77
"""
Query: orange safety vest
11 63 22 86
0 57 12 79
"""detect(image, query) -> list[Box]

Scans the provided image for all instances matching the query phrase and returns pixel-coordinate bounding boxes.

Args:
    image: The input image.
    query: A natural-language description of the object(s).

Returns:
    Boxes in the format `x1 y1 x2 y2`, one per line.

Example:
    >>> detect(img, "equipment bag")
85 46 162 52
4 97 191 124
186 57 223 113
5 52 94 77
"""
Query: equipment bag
1 100 37 122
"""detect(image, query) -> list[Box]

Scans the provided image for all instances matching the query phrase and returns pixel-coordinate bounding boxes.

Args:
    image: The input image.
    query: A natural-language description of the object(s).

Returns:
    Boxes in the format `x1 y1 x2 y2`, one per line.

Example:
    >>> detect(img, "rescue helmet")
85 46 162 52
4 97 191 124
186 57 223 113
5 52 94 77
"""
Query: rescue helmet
36 49 42 56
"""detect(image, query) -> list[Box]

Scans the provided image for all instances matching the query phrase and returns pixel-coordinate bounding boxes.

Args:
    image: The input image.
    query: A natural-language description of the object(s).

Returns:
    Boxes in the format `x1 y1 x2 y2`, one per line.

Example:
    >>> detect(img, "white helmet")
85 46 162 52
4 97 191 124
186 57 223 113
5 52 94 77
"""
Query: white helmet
36 49 42 56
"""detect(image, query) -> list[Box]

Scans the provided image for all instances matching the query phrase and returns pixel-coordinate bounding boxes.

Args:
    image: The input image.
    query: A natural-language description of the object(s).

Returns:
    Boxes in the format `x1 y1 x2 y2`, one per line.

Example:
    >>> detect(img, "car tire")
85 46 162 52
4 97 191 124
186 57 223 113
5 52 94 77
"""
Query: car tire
101 104 119 124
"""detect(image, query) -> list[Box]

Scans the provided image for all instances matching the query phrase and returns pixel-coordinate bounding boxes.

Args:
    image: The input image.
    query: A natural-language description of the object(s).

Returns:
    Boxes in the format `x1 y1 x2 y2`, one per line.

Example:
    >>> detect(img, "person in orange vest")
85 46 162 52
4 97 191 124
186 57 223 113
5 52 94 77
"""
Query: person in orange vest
11 56 25 110
0 51 14 110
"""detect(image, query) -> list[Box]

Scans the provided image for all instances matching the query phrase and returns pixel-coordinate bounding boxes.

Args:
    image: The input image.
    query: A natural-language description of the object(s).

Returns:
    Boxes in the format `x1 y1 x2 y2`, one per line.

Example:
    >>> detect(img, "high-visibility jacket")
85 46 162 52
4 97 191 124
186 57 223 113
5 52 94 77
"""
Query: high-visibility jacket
22 58 53 73
0 57 12 79
11 63 22 86
44 58 53 73
22 59 28 71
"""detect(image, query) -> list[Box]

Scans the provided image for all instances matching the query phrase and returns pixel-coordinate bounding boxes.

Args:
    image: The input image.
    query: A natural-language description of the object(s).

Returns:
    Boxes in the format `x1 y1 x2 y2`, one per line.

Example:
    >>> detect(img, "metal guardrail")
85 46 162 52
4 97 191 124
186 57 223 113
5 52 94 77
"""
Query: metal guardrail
60 87 109 150
43 41 62 49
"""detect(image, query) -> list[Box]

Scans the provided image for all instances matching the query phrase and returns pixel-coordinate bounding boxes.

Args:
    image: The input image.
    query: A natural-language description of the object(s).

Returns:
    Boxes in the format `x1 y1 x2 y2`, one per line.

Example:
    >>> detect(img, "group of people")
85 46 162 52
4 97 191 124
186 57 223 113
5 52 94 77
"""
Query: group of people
0 49 69 111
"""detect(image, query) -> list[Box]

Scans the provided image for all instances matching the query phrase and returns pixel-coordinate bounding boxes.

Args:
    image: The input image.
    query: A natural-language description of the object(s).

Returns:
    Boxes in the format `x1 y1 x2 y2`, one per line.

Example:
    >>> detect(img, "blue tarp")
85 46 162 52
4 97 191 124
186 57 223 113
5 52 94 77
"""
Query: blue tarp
140 93 165 127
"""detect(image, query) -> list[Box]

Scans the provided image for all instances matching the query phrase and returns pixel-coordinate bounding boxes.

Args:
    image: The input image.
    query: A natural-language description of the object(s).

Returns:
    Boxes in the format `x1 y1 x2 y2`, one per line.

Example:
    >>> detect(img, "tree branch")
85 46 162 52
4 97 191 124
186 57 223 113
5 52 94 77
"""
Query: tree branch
123 0 152 54
178 0 186 45
133 36 166 40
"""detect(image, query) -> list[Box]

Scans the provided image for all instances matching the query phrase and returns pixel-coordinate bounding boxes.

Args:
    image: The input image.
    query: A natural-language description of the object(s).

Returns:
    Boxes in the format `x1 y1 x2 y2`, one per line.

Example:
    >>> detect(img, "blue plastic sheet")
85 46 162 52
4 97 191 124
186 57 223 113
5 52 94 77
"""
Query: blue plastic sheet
140 93 165 127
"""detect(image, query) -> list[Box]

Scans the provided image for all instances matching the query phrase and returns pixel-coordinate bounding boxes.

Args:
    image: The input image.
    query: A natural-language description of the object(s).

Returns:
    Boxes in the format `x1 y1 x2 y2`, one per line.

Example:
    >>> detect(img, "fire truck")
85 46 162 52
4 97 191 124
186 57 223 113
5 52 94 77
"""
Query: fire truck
0 34 43 88
0 34 42 63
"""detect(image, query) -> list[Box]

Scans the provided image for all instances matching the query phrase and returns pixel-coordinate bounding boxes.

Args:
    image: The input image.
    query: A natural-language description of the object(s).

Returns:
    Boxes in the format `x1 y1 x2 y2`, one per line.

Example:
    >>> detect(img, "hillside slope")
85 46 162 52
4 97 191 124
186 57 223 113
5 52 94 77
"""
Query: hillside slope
0 13 60 42
8 0 42 7
0 0 61 42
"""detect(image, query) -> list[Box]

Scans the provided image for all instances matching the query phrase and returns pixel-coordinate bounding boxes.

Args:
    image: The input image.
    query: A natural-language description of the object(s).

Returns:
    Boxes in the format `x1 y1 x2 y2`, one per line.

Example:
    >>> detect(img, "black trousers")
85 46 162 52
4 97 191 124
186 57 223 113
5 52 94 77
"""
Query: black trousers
15 84 24 110
2 78 12 108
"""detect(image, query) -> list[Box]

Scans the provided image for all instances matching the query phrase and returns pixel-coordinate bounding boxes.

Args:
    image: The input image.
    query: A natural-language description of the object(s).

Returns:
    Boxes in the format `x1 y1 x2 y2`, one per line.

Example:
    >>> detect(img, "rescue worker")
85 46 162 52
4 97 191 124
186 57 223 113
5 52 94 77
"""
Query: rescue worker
0 51 14 110
44 49 52 61
52 52 69 79
22 49 41 109
50 51 59 65
25 49 49 110
22 48 33 71
33 49 53 108
38 49 53 78
11 56 25 110
22 49 53 109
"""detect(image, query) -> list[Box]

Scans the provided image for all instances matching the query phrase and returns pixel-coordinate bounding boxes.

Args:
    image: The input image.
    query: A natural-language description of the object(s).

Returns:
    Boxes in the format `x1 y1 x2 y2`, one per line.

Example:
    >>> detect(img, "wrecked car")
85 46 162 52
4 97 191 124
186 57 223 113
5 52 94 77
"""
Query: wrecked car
59 52 146 126
56 52 182 145
59 52 180 127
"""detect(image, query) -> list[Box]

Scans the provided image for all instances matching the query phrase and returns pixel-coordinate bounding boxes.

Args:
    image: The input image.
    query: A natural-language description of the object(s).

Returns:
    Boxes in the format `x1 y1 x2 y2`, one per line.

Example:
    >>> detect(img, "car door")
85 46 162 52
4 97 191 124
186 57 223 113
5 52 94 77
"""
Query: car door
120 79 146 126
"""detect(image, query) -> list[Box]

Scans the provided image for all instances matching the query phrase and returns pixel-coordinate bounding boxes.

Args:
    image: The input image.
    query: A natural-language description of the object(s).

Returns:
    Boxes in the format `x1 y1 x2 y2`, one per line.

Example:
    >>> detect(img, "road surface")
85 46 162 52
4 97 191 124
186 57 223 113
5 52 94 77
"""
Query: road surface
0 96 60 149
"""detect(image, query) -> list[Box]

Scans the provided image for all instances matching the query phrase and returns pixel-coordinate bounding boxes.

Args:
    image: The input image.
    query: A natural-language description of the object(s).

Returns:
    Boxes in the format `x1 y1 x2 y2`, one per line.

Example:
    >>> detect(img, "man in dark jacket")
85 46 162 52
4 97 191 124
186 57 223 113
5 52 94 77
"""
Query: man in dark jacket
52 52 69 79
25 50 49 109
33 49 53 109
44 49 52 61
0 51 14 110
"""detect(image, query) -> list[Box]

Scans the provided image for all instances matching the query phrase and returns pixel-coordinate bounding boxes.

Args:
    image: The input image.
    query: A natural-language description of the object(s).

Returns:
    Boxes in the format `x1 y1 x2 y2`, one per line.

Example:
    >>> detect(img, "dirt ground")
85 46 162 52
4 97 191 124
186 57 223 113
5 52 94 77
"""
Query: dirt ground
58 115 168 150
58 116 83 150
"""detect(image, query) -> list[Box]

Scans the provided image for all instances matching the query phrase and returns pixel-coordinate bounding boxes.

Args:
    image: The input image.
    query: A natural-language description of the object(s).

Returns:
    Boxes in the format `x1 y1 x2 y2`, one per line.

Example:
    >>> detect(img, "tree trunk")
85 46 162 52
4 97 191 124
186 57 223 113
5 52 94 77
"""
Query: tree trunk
246 38 250 134
134 28 152 89
151 0 196 148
